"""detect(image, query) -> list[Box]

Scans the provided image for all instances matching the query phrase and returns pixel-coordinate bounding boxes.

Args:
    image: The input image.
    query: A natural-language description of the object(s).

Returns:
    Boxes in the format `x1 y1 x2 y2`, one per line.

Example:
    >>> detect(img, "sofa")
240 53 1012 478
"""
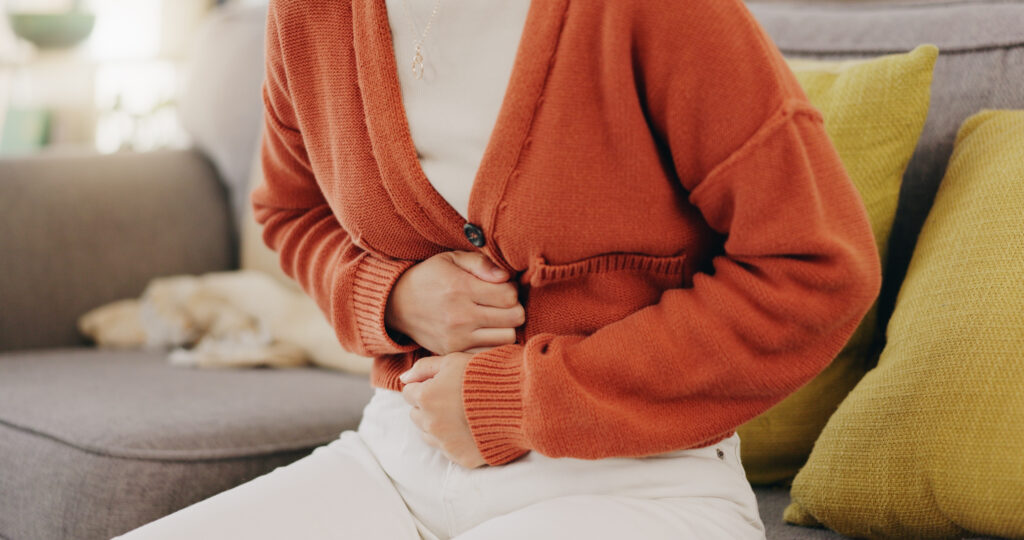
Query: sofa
1 2 1021 538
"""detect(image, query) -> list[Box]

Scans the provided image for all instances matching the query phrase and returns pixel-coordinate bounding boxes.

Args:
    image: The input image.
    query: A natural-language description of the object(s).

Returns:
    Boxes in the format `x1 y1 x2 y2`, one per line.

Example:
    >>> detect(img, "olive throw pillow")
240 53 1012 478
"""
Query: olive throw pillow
784 110 1024 539
737 44 938 484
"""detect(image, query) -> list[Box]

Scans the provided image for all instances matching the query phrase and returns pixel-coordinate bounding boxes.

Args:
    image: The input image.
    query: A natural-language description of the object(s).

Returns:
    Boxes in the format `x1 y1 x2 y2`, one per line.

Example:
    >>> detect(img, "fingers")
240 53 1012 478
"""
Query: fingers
400 357 443 385
401 381 422 407
448 251 509 283
467 327 517 349
409 405 426 432
420 429 442 449
468 279 520 308
473 304 526 329
409 407 442 447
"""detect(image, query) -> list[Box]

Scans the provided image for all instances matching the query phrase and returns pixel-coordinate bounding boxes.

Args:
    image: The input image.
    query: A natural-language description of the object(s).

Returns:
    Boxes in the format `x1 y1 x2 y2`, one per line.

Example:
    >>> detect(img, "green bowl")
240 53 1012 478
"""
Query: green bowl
8 12 96 49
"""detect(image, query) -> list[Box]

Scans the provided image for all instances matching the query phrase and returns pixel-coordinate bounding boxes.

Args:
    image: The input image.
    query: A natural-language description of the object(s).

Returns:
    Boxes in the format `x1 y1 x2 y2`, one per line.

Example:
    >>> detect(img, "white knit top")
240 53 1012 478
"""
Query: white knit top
384 0 531 221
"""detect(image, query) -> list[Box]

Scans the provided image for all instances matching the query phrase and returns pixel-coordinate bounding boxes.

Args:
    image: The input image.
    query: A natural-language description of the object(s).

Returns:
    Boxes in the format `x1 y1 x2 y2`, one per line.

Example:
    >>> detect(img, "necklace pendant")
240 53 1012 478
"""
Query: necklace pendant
411 45 424 80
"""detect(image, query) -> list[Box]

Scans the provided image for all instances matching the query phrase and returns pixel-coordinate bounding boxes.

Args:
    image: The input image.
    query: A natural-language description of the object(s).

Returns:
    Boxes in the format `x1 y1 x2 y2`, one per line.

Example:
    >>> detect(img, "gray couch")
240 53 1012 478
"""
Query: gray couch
2 2 1022 538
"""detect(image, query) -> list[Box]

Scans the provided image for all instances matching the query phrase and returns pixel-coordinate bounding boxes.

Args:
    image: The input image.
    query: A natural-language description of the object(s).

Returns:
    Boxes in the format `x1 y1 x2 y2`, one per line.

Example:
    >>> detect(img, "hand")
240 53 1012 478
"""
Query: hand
384 250 526 355
399 352 486 469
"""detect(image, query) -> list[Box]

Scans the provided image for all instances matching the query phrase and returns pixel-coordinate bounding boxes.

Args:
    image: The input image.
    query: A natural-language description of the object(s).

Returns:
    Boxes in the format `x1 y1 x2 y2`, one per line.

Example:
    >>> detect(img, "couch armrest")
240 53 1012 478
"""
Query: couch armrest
0 148 236 352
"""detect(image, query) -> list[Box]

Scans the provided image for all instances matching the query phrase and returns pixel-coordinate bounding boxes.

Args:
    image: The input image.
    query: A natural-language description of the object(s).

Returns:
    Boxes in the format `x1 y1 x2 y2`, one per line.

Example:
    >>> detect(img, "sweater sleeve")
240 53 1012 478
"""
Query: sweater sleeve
251 0 420 358
460 2 882 466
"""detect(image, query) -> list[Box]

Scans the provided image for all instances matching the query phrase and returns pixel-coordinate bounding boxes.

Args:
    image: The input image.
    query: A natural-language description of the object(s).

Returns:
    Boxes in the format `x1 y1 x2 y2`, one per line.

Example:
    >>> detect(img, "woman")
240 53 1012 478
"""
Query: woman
119 0 880 537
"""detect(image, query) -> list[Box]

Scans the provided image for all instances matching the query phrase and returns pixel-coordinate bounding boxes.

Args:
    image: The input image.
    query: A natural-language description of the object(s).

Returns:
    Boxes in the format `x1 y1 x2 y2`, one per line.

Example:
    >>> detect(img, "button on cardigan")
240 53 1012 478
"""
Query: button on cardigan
252 0 883 467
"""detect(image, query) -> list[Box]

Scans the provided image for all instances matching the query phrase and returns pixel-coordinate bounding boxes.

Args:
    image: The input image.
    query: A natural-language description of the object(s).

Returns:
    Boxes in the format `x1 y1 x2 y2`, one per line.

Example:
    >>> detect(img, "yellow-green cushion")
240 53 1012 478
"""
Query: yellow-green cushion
737 44 938 485
784 109 1024 539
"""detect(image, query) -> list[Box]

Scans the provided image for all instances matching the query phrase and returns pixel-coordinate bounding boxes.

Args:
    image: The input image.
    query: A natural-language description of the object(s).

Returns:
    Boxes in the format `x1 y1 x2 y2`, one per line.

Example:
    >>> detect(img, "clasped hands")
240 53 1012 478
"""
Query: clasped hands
385 250 526 469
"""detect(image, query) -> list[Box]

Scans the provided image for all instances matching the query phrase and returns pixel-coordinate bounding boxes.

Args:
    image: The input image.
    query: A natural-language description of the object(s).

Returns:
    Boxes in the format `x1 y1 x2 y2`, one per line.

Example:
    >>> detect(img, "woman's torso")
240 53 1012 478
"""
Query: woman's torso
279 0 720 356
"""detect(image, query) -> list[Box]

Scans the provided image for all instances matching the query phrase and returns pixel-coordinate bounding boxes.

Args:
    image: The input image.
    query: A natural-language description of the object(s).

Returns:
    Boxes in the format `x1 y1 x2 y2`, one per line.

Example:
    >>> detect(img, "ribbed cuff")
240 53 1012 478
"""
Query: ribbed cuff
351 254 421 357
462 344 530 466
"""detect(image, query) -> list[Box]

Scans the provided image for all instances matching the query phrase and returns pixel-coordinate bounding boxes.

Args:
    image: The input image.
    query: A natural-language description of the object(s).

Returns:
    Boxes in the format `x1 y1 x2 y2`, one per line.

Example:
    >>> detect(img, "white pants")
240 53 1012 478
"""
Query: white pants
117 388 766 539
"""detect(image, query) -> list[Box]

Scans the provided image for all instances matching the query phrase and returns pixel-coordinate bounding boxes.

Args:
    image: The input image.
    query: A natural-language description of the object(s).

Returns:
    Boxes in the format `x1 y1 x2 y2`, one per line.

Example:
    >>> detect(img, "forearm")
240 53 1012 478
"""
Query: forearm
254 0 420 358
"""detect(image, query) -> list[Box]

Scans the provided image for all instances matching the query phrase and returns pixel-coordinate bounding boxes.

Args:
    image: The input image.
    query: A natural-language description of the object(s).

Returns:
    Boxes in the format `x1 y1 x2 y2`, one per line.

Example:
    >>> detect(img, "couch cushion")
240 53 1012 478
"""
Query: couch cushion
754 486 1002 540
756 486 848 540
178 2 268 235
784 110 1024 539
0 149 233 352
756 483 1003 540
0 348 374 539
747 0 1024 364
737 45 936 485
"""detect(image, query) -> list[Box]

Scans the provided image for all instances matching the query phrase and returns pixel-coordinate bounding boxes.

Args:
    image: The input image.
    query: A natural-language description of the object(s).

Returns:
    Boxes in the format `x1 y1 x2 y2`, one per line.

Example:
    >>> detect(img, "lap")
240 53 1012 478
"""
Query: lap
114 431 421 540
363 388 766 540
454 494 766 540
115 388 767 540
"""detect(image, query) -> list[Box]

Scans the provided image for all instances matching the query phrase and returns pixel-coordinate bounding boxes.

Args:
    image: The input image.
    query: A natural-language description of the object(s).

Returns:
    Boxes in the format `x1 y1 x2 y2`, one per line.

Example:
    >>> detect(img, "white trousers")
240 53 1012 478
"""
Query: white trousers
117 388 766 539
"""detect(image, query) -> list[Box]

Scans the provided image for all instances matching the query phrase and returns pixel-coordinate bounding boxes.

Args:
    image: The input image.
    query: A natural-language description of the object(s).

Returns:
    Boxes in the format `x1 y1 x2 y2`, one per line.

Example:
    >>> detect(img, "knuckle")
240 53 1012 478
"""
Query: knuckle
423 417 442 436
441 251 460 265
440 310 461 331
440 279 461 301
419 383 437 404
441 353 457 368
448 310 470 328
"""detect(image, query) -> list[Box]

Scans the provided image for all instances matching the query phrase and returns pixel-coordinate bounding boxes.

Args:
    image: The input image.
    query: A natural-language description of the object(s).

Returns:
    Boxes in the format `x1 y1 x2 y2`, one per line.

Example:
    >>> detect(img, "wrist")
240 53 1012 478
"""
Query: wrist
384 275 410 344
385 323 412 346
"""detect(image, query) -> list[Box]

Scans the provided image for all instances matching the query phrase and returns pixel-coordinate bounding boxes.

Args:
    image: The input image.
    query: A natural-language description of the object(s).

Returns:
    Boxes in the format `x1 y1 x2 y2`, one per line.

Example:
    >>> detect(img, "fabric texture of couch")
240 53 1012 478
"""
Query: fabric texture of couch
1 1 1022 538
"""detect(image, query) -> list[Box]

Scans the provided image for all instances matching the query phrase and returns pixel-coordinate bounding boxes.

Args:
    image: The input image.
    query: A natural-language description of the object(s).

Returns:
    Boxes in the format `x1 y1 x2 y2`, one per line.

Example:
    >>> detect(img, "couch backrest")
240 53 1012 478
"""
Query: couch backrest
178 2 268 238
748 0 1024 340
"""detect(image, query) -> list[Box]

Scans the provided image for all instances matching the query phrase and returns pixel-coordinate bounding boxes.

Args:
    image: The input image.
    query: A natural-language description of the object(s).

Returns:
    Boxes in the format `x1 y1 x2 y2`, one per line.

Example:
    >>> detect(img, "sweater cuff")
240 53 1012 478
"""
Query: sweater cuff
462 344 530 466
351 254 421 356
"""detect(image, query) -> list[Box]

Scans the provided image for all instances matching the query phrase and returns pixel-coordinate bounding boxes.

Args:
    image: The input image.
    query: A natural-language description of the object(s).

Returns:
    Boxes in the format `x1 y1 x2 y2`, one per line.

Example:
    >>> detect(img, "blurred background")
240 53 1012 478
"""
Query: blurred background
0 0 266 155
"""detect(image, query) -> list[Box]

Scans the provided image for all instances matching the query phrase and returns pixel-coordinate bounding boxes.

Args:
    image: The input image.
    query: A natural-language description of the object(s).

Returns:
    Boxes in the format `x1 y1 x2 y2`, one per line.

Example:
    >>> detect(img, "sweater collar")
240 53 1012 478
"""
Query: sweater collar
352 0 570 251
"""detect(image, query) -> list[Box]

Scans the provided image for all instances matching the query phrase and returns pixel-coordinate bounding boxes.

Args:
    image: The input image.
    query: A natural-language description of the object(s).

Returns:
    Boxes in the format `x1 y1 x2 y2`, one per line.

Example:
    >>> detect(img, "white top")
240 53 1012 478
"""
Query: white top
384 0 531 221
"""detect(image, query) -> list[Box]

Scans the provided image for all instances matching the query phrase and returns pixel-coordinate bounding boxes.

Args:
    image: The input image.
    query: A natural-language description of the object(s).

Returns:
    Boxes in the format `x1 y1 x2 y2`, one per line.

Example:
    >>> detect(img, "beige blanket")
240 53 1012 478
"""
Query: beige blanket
77 270 373 374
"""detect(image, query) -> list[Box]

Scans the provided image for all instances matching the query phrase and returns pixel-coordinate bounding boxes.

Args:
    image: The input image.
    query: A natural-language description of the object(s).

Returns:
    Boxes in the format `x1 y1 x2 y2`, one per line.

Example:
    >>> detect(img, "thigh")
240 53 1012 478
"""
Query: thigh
446 432 764 536
114 431 421 540
453 493 766 540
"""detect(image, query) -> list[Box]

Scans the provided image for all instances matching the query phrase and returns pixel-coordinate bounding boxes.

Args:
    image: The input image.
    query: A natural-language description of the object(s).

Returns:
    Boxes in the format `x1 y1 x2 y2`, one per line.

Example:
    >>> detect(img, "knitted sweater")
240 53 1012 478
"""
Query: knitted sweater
253 0 882 467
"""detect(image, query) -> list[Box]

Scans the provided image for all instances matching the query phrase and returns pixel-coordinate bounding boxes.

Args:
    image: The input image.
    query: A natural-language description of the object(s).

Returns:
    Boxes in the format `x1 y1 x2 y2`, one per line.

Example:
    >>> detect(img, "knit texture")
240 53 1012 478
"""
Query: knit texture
784 110 1024 539
736 45 937 485
252 0 882 466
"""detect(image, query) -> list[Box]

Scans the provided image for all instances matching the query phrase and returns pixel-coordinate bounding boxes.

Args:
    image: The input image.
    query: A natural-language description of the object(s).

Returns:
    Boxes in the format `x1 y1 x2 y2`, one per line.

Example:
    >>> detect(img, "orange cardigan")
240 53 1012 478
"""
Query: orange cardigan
252 0 882 466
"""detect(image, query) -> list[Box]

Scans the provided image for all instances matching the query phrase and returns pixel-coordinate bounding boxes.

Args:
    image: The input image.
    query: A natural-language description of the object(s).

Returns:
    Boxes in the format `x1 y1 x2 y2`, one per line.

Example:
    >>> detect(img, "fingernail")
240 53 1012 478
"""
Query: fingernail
491 267 508 278
399 370 410 382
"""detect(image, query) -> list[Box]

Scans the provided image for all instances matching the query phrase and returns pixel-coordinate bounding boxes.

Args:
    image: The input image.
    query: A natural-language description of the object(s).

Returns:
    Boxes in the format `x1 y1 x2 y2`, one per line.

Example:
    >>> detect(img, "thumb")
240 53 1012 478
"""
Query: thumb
399 357 443 384
449 251 509 283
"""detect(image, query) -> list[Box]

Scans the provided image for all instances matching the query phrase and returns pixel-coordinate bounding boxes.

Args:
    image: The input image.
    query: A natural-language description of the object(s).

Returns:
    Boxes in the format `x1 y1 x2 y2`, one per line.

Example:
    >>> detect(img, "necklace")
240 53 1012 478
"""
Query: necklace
400 0 442 80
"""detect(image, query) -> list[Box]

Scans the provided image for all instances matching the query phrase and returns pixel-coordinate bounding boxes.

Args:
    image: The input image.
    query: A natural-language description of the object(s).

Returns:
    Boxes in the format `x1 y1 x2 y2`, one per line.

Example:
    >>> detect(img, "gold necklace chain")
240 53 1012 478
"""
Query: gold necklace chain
400 0 442 80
